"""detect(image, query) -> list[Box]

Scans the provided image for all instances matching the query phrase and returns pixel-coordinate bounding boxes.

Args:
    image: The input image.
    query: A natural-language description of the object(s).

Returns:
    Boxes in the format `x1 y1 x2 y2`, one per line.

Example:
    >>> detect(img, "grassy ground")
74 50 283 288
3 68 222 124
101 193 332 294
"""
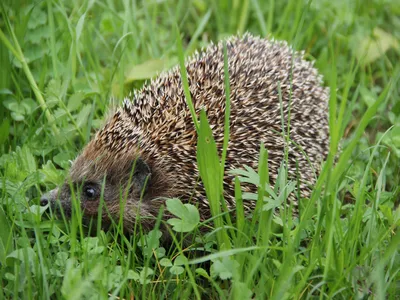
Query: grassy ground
1 0 399 299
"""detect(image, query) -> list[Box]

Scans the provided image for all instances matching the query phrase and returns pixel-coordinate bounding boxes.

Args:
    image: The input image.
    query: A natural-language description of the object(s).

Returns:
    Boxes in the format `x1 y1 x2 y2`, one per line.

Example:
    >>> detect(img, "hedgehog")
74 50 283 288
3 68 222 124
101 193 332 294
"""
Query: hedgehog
41 34 329 235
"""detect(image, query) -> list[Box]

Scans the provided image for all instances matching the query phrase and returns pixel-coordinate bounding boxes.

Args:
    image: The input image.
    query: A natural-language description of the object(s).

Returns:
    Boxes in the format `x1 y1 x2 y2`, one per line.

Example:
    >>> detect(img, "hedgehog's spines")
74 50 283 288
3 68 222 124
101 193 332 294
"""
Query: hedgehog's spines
71 33 329 226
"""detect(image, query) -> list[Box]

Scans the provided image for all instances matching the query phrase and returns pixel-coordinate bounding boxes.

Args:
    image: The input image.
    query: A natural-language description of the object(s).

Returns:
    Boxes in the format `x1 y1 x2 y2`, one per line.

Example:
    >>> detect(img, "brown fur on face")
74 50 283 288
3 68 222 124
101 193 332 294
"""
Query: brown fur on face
45 138 174 233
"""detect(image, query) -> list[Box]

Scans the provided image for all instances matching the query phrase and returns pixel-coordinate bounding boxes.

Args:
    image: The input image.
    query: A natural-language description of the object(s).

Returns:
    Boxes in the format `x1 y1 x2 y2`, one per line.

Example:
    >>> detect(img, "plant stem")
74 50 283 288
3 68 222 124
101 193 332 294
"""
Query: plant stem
0 25 59 135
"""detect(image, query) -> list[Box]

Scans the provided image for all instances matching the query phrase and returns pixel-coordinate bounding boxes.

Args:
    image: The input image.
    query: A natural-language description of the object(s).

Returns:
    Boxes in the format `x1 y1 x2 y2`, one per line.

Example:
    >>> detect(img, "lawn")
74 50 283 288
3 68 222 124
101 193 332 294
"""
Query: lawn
0 0 399 299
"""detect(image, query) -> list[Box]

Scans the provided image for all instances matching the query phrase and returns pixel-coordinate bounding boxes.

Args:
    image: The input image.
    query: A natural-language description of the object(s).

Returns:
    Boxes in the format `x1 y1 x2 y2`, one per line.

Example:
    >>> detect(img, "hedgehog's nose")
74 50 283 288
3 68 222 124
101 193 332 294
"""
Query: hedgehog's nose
40 194 49 207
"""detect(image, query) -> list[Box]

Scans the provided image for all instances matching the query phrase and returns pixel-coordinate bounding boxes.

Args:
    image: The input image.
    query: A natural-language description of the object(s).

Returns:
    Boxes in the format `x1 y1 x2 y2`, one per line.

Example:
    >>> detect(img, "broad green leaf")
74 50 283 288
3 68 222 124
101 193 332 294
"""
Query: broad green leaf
195 268 210 278
0 88 13 95
67 92 85 112
107 266 124 290
3 97 25 114
0 180 19 195
137 229 162 257
25 44 47 62
7 247 37 264
83 237 105 255
355 28 399 64
125 59 166 83
210 257 239 280
159 258 172 267
45 79 62 108
22 98 37 115
28 205 49 217
166 198 200 232
382 126 400 147
27 7 47 29
18 145 37 174
53 152 74 169
381 126 400 157
55 252 69 267
25 26 51 44
10 112 24 121
174 254 188 266
170 266 184 275
233 281 253 300
40 160 65 185
76 104 92 128
127 270 140 281
138 267 154 284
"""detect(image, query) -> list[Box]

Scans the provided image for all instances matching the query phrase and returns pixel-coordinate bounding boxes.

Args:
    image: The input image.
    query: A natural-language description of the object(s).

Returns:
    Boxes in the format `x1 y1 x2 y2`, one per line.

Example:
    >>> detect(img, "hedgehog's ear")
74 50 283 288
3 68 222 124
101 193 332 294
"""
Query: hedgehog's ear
131 158 151 194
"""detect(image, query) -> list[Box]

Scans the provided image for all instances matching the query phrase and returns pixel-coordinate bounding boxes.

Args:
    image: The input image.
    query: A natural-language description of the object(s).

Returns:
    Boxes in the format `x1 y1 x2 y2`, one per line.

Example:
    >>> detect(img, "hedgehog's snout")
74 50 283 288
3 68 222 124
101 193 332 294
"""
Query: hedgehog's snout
40 194 49 207
40 188 59 208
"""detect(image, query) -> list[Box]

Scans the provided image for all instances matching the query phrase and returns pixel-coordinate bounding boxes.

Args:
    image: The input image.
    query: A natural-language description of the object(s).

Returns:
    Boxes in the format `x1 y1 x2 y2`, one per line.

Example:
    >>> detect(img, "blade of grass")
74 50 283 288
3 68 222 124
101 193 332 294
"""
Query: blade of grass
175 25 199 132
220 41 234 230
197 110 230 249
0 5 59 135
237 0 250 34
220 41 231 180
251 0 267 36
234 177 245 242
186 9 212 54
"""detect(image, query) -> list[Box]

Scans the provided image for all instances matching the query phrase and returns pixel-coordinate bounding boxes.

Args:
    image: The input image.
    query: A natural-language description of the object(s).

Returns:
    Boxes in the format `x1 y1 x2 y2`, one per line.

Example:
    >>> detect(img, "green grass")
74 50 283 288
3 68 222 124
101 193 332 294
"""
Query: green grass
1 0 400 299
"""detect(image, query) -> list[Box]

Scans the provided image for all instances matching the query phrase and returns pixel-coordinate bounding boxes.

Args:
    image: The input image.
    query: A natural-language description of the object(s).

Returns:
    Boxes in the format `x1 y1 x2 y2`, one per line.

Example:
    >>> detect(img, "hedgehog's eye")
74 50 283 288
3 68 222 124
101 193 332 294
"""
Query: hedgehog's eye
84 185 98 200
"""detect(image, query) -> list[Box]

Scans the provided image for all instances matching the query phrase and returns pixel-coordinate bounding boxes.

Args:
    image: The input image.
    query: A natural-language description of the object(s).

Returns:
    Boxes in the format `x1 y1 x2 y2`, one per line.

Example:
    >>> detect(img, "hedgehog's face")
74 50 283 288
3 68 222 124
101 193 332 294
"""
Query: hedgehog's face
40 144 155 232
